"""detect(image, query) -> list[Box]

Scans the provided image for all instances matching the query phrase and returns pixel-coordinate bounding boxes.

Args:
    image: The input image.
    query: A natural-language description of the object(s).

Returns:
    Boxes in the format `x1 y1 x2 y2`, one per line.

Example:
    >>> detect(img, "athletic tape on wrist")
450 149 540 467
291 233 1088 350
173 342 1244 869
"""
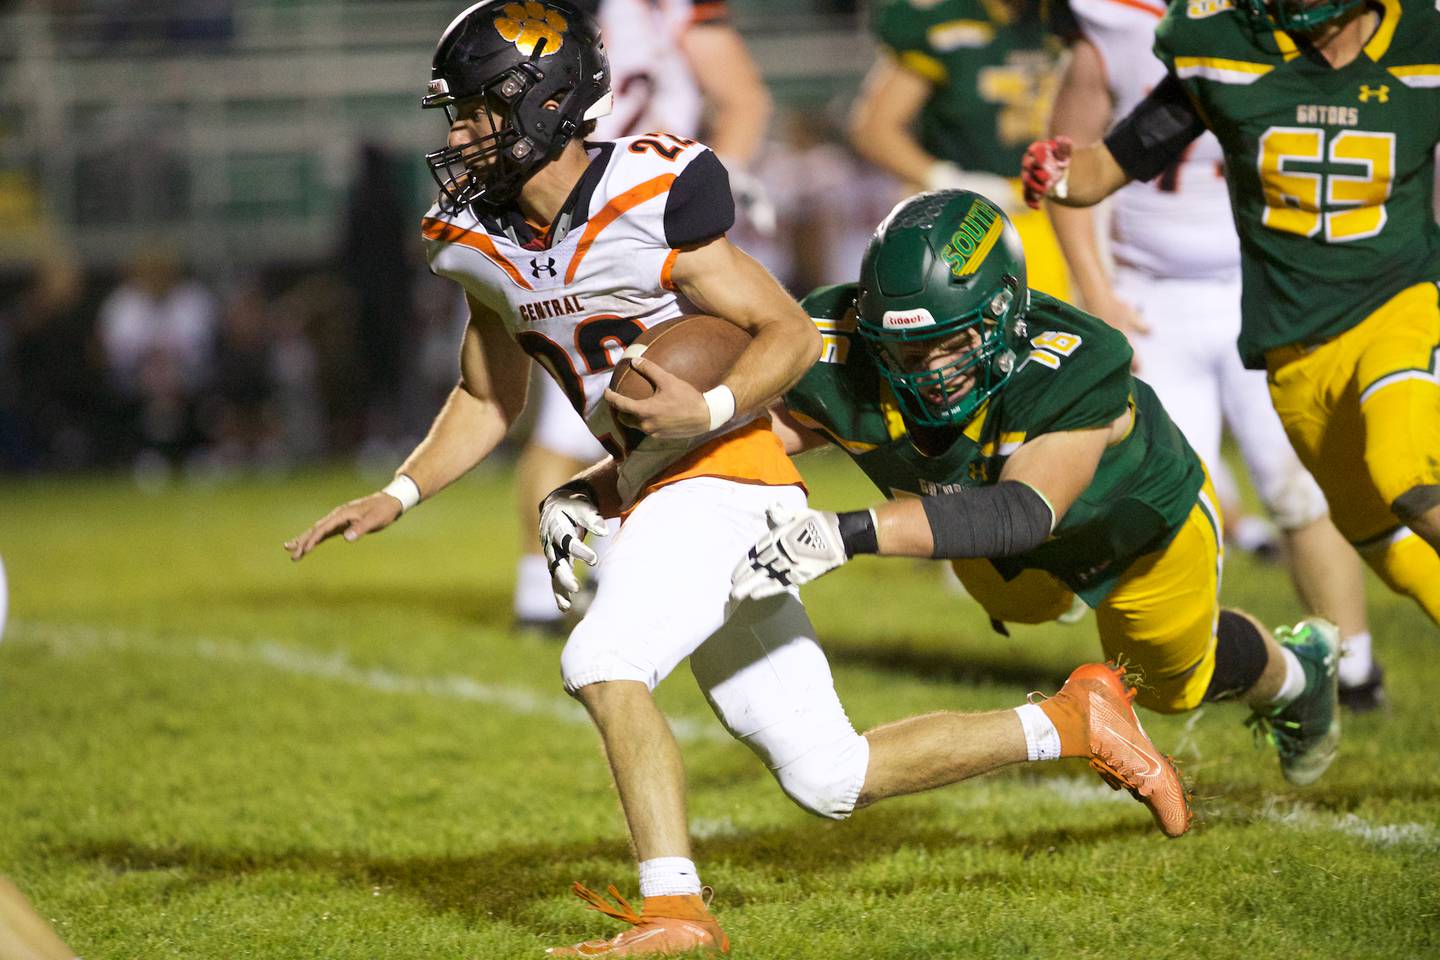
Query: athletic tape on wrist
837 509 879 557
703 384 736 431
382 474 421 513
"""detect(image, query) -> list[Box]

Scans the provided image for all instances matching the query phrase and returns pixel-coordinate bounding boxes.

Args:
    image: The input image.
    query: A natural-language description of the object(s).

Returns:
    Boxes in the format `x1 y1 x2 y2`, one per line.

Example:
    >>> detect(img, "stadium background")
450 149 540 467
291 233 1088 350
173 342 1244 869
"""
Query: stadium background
0 2 1436 958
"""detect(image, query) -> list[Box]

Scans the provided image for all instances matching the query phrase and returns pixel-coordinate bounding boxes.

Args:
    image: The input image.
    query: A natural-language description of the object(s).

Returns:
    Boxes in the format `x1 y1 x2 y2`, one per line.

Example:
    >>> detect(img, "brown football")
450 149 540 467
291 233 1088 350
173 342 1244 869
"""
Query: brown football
608 314 750 407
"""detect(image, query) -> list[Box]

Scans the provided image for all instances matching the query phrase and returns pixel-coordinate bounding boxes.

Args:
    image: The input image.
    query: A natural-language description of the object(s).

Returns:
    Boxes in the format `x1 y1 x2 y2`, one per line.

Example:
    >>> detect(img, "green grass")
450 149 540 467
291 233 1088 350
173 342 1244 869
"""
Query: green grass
1 451 1436 959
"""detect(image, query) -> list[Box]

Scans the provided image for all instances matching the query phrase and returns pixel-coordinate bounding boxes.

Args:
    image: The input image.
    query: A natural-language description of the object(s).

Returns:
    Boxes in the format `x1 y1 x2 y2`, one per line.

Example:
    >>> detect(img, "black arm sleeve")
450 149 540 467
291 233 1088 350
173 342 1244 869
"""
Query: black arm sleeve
920 481 1055 559
664 150 736 247
1102 72 1207 183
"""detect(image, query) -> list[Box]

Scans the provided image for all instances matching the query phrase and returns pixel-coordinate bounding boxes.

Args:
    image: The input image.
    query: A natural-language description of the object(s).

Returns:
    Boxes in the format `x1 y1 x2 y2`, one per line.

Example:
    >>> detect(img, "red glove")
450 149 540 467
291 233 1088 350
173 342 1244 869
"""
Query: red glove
1021 136 1073 209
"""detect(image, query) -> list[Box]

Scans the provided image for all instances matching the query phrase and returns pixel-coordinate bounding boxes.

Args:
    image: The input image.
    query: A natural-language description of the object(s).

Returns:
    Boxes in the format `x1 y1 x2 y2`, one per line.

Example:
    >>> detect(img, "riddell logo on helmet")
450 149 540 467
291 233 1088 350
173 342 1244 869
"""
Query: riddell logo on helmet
494 1 567 56
881 308 937 330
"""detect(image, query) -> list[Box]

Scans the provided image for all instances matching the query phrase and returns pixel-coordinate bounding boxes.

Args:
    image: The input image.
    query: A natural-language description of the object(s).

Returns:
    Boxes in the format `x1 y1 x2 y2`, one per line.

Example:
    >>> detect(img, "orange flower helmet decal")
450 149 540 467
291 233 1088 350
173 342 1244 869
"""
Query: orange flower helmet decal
493 1 567 56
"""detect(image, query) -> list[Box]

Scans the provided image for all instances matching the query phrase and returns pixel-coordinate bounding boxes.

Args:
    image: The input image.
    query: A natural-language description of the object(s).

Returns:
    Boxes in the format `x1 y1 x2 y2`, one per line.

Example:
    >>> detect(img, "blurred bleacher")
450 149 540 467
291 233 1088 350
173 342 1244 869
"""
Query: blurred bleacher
0 0 872 269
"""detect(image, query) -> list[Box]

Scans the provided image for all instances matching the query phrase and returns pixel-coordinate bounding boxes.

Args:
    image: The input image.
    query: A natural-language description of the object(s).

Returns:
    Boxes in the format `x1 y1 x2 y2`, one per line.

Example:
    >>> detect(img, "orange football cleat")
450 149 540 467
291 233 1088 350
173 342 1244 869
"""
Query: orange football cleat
546 883 730 957
1040 662 1193 838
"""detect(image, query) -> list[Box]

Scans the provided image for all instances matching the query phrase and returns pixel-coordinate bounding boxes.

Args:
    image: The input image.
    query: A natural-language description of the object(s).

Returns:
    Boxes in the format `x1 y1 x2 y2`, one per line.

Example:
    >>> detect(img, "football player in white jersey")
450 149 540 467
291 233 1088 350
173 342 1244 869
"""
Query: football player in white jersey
287 4 1193 953
511 0 774 635
1042 0 1382 709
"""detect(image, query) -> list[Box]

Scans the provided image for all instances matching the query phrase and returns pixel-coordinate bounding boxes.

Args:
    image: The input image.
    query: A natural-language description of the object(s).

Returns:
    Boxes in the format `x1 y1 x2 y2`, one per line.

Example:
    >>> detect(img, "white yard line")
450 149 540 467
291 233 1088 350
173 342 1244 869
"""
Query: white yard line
6 621 1437 849
5 620 727 744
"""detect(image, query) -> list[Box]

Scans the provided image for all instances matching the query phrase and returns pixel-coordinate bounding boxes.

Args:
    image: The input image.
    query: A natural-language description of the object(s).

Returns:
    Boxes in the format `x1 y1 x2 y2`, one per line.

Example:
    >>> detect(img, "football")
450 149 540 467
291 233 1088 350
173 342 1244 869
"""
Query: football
608 313 750 407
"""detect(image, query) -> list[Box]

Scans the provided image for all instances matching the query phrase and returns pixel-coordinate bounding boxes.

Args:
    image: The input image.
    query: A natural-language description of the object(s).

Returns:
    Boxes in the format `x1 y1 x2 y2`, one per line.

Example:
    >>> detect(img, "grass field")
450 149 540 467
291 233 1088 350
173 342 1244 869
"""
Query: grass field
1 451 1436 959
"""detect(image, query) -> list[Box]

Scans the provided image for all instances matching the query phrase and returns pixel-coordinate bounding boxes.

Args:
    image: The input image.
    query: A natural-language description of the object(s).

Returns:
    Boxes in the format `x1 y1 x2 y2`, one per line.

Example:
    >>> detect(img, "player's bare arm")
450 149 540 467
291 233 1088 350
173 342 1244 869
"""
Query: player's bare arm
1024 71 1206 210
680 22 771 168
1043 38 1148 346
284 296 530 560
768 403 829 456
604 236 820 439
847 53 937 186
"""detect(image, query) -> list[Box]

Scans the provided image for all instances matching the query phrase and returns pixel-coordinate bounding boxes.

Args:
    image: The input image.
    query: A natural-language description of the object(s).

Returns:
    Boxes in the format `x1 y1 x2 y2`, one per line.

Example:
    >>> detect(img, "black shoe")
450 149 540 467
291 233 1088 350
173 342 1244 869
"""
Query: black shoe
1338 663 1388 713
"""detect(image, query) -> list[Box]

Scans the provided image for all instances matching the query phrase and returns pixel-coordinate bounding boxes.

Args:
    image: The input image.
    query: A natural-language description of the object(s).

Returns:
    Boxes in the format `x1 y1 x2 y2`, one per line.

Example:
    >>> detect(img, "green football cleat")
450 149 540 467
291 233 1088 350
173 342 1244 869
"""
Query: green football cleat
1247 619 1341 786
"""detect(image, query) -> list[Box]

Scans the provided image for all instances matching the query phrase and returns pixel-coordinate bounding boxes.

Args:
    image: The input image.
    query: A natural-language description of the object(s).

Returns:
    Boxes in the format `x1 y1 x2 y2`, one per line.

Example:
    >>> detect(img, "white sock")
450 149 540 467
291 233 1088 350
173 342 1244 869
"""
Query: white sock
1013 703 1062 762
513 554 560 621
1270 646 1308 709
1338 631 1373 687
638 857 701 898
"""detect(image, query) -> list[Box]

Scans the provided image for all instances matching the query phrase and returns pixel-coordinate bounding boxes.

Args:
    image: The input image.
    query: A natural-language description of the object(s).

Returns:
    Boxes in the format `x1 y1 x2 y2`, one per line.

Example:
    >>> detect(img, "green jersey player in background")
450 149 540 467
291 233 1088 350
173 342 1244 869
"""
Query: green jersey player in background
731 190 1341 787
1020 0 1440 626
849 0 1075 299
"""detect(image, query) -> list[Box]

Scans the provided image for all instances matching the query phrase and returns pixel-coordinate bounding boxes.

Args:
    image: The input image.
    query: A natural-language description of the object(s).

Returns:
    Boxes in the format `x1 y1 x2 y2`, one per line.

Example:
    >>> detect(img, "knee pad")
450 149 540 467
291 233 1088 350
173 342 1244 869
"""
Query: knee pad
1392 484 1440 523
1204 610 1268 702
769 732 870 821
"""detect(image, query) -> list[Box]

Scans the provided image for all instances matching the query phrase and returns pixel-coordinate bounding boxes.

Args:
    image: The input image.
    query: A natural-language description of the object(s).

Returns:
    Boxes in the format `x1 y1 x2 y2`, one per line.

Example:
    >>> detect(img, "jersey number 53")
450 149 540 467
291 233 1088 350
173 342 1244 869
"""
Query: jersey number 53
1257 127 1395 243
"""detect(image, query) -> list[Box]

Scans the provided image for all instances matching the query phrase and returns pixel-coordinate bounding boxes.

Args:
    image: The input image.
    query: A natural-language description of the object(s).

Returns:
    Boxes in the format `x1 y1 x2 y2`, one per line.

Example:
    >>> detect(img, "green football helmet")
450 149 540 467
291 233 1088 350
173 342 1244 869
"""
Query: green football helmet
856 190 1030 429
1238 0 1364 33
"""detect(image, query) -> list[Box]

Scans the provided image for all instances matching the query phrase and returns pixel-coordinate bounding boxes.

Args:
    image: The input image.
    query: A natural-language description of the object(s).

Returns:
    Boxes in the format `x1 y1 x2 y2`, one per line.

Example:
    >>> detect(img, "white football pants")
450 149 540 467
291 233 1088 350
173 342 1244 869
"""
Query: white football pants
1114 266 1329 531
561 477 869 819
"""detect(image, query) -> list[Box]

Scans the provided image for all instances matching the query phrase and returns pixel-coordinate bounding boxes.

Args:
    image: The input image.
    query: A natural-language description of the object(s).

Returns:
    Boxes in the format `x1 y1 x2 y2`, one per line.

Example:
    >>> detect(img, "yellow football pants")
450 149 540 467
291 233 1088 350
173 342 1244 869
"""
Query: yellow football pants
1265 280 1440 624
951 480 1223 714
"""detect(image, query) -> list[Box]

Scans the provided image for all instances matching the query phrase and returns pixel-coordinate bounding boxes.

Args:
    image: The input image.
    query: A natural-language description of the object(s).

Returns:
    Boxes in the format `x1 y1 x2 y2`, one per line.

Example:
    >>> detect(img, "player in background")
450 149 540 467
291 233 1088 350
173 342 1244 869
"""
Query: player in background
288 7 1190 952
511 0 774 635
849 0 1073 299
1021 0 1440 630
733 190 1342 791
1042 0 1381 707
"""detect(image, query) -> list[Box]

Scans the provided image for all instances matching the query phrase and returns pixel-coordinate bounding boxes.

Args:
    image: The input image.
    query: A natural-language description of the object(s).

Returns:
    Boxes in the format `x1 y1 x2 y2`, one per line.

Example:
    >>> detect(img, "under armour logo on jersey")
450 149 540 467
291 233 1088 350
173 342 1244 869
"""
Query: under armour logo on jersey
530 257 557 278
1358 84 1389 103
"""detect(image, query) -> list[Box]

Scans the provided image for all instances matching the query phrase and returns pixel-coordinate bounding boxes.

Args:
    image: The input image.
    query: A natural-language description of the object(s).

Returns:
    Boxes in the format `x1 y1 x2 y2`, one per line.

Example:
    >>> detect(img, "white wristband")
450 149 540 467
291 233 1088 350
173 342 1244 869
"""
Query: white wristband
382 474 421 513
702 384 736 431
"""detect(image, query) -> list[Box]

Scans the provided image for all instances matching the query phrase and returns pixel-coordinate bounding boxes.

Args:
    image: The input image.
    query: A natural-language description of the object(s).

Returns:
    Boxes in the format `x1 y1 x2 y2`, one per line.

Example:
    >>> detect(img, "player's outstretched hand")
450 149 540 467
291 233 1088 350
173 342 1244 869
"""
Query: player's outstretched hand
283 491 404 561
539 482 609 612
1089 293 1149 371
604 355 711 440
1021 136 1072 209
731 504 850 602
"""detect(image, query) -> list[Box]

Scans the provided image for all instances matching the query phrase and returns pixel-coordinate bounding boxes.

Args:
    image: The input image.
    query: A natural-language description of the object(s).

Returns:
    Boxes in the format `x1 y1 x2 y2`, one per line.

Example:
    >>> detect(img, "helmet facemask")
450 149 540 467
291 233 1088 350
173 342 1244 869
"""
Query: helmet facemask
857 190 1029 431
1239 0 1365 32
420 1 611 212
863 282 1022 429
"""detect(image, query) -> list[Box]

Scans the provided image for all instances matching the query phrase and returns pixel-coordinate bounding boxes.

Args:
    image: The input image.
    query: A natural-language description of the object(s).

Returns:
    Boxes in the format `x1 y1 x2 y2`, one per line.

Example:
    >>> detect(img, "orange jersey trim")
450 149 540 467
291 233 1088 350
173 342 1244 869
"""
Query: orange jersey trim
1100 0 1165 17
421 216 534 291
690 0 730 25
623 419 806 518
566 173 677 284
660 248 680 291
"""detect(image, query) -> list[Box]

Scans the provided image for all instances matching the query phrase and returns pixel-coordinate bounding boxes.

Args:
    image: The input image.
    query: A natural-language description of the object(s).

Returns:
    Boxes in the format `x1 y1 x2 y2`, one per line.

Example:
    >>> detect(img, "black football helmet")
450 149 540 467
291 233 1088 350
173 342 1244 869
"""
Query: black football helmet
422 0 611 210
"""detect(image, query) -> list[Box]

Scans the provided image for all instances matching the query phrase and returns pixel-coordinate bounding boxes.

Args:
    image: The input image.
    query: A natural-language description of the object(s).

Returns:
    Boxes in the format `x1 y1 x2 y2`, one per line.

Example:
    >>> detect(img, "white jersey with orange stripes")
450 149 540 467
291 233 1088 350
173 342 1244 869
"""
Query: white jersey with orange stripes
591 0 727 140
1069 0 1237 278
421 133 783 504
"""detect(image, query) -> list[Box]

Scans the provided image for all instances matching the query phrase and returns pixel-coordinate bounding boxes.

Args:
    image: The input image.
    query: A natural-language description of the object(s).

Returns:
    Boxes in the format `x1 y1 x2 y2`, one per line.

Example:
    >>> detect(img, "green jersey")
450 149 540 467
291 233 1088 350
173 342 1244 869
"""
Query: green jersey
1154 0 1440 368
789 285 1206 605
872 0 1070 176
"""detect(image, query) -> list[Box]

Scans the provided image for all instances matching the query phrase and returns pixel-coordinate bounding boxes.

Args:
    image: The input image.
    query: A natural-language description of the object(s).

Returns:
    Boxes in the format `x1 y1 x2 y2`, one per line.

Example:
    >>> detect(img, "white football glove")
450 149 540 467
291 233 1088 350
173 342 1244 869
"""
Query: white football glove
727 166 778 237
539 483 609 612
731 504 850 602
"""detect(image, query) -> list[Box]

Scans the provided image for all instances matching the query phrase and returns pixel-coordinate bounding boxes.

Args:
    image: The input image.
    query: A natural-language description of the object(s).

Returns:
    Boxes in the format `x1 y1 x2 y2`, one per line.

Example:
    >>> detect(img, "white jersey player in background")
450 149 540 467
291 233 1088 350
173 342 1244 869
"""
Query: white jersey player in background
1044 0 1382 708
512 0 774 634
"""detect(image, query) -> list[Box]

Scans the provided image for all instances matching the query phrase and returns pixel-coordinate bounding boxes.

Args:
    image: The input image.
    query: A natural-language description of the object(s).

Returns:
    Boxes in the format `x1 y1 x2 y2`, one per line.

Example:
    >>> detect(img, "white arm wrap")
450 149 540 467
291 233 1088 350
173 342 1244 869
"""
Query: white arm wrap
382 474 422 513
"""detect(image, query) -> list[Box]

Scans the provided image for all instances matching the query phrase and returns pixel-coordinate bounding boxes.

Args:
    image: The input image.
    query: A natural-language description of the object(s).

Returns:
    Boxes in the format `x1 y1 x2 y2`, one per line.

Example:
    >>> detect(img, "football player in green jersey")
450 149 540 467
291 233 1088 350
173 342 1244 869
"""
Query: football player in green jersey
849 0 1074 298
1020 0 1440 625
732 190 1342 787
